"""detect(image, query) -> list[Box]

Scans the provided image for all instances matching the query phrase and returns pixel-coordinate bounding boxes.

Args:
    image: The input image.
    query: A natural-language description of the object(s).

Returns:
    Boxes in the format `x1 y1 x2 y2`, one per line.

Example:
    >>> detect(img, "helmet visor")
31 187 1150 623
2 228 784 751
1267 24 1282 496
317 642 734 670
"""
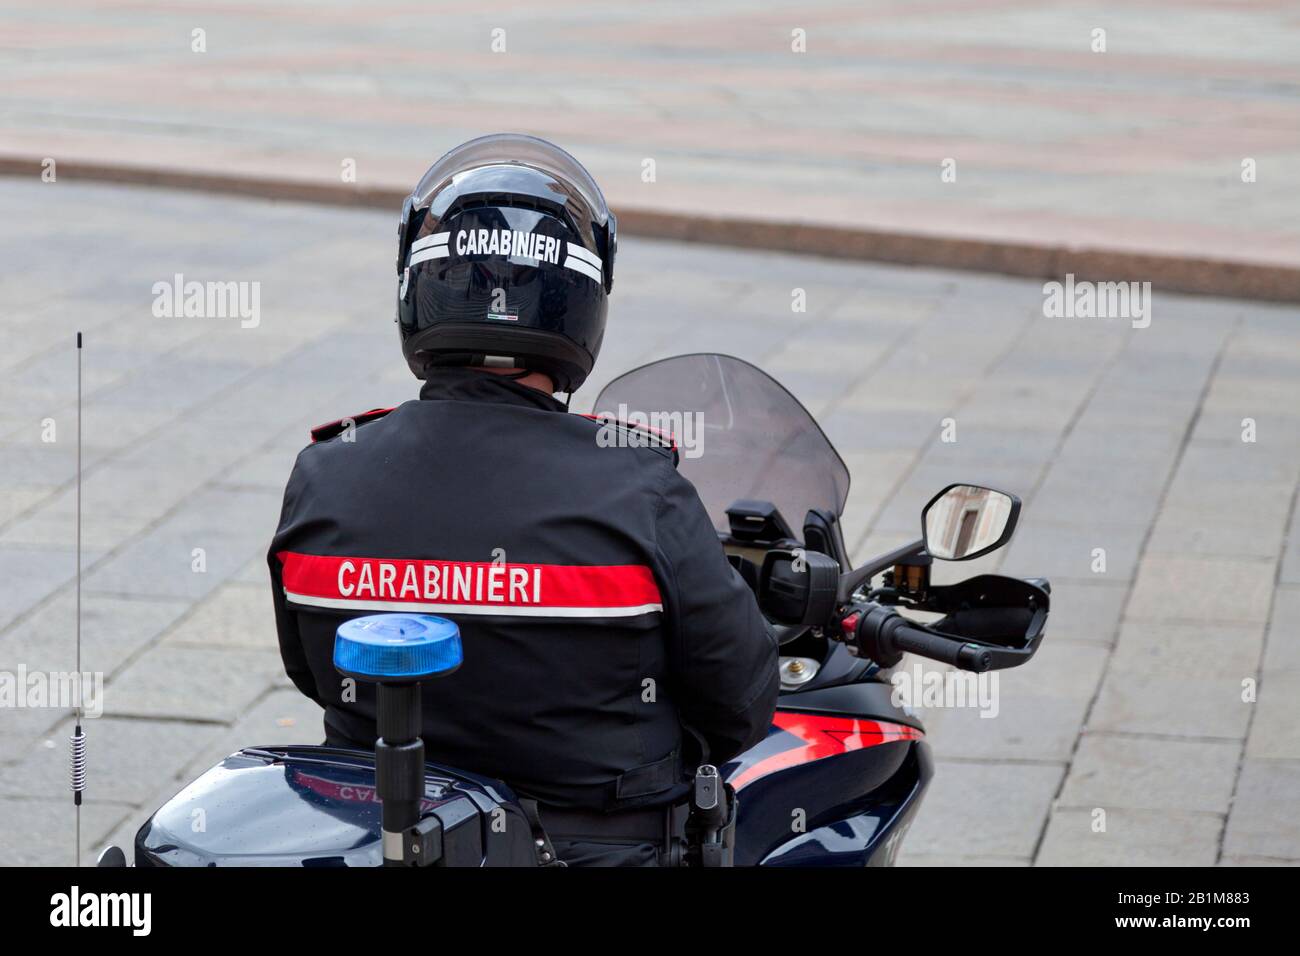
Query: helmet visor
412 133 610 226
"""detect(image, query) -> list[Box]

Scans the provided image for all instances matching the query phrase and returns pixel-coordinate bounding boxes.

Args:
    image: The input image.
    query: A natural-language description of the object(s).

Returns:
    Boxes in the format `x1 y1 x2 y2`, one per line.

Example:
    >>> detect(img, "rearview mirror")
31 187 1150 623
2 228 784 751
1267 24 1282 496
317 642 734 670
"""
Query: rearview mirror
758 549 840 626
922 484 1020 561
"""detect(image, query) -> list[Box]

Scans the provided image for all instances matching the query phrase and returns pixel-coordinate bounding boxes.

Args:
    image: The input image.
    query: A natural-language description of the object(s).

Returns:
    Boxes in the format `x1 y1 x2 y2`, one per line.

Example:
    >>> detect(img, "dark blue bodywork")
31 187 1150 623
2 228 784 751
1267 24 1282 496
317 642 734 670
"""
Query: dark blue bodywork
721 658 932 866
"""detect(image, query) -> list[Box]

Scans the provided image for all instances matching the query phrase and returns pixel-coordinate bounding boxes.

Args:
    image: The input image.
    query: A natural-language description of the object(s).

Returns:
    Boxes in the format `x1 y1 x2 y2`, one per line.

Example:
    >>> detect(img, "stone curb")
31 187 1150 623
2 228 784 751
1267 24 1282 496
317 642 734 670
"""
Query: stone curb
4 155 1296 303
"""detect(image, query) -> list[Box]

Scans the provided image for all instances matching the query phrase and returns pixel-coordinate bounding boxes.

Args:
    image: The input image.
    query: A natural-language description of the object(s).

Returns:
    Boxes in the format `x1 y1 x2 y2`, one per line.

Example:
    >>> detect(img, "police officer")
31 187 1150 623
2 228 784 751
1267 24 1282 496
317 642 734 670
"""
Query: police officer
268 134 779 866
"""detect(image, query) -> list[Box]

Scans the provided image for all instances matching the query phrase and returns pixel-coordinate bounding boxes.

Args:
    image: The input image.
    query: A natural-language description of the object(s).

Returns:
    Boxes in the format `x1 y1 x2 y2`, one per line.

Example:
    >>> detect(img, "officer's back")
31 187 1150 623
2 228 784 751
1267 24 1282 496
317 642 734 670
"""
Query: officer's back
268 135 778 865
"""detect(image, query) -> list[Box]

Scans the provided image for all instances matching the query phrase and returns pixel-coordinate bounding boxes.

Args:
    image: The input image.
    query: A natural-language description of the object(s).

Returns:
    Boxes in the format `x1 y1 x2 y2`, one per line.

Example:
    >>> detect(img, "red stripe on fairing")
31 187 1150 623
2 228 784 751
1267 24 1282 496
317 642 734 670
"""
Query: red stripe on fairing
275 551 663 612
729 711 923 791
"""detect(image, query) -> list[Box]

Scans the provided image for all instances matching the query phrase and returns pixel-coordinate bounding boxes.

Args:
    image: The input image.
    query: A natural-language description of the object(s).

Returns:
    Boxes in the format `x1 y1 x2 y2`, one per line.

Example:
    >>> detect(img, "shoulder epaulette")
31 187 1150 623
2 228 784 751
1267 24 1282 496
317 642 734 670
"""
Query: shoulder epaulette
580 413 679 465
310 407 395 443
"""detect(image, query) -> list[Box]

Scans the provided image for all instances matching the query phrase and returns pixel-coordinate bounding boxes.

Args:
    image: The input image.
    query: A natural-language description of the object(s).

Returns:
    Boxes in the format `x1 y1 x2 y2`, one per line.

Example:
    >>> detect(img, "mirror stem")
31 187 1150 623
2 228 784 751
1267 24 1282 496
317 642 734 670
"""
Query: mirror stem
837 539 926 603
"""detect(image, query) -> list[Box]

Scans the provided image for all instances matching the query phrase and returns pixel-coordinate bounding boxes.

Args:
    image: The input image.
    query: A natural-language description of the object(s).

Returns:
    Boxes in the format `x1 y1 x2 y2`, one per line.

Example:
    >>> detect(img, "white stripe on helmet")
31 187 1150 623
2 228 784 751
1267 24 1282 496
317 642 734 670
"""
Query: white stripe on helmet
565 242 602 269
410 232 451 254
408 245 450 267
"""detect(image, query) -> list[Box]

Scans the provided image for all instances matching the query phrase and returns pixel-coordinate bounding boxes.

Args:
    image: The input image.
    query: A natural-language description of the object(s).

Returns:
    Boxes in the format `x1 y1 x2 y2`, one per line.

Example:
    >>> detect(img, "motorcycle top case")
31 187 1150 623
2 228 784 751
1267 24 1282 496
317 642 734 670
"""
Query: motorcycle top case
134 745 537 866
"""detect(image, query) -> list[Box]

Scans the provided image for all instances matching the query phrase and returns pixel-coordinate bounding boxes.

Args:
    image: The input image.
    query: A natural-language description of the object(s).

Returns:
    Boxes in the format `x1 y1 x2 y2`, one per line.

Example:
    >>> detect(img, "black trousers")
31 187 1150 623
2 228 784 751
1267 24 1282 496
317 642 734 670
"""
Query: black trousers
551 839 662 867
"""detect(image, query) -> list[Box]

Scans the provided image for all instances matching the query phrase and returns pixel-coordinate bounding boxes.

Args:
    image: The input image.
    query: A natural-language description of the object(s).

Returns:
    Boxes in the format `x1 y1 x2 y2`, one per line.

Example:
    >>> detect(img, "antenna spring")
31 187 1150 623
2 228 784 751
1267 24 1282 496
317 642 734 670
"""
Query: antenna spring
69 726 87 797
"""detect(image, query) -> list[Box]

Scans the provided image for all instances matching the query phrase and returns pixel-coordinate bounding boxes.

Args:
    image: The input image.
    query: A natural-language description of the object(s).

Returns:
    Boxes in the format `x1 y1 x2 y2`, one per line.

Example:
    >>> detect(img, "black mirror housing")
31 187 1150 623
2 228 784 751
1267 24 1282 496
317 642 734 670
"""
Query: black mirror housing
758 549 840 626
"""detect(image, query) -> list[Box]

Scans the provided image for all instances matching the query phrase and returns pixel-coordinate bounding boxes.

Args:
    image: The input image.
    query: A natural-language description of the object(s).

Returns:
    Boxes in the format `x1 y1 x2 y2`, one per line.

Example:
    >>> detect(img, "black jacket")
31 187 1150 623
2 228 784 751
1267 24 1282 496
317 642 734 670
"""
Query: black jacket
268 369 778 811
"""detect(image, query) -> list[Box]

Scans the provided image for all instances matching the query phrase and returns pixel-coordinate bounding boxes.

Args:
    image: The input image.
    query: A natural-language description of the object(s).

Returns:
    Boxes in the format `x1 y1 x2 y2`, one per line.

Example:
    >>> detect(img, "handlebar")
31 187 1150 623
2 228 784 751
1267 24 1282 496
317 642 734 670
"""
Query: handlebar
842 603 993 672
891 620 992 672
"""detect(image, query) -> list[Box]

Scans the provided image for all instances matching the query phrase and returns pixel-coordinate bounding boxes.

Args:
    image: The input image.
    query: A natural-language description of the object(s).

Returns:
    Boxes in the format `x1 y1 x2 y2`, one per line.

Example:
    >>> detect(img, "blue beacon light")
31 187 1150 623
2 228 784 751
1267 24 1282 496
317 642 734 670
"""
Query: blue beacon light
332 614 463 866
333 613 462 683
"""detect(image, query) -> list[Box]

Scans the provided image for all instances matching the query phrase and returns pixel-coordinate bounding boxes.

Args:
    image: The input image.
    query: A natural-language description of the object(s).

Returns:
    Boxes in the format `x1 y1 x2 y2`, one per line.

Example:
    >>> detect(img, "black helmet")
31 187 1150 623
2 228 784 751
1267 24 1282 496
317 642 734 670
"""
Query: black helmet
396 133 616 393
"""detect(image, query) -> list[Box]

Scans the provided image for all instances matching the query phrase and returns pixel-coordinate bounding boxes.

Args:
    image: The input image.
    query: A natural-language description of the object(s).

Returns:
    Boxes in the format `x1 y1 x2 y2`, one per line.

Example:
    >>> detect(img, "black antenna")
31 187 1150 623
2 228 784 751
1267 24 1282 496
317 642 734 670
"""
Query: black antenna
70 332 86 864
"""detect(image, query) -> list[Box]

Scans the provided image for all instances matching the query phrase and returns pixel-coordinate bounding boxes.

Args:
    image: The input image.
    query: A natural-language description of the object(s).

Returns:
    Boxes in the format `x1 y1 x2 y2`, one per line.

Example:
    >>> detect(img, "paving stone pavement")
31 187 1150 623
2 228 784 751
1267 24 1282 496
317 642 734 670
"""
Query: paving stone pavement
1 179 1298 866
1 0 1298 272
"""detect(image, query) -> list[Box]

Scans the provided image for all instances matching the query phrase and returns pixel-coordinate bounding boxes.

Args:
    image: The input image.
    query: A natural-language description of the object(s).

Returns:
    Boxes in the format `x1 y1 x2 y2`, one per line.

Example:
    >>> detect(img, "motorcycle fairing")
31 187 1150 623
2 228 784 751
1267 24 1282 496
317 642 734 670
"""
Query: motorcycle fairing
727 711 922 791
758 743 933 867
722 701 930 866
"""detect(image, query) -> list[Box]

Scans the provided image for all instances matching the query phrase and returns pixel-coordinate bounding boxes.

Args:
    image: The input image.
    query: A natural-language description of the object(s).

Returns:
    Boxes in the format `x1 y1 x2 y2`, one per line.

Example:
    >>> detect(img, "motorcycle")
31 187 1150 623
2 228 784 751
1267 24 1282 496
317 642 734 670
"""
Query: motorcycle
102 352 1049 867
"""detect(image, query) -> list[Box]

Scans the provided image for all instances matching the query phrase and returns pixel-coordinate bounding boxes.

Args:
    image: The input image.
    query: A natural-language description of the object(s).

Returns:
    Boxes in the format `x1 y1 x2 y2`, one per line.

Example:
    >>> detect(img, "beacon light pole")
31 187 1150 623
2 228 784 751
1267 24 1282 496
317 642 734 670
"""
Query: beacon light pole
332 614 462 866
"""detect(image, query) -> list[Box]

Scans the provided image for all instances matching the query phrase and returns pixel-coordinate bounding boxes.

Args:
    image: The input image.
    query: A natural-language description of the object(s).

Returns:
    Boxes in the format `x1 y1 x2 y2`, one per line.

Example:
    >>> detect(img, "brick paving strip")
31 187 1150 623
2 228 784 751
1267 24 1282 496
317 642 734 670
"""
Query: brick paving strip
1 0 1298 300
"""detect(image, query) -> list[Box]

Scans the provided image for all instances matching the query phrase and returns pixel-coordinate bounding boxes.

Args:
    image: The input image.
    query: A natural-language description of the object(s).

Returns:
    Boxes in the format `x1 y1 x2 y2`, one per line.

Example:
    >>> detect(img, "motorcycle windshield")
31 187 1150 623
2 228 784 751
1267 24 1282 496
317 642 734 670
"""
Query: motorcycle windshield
592 353 850 534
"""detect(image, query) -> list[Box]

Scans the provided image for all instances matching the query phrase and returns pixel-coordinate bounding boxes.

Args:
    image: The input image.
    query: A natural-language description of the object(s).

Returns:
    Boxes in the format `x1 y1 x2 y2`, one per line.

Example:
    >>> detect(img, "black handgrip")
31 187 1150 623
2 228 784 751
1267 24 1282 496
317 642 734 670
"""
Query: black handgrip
889 620 992 672
846 604 993 672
